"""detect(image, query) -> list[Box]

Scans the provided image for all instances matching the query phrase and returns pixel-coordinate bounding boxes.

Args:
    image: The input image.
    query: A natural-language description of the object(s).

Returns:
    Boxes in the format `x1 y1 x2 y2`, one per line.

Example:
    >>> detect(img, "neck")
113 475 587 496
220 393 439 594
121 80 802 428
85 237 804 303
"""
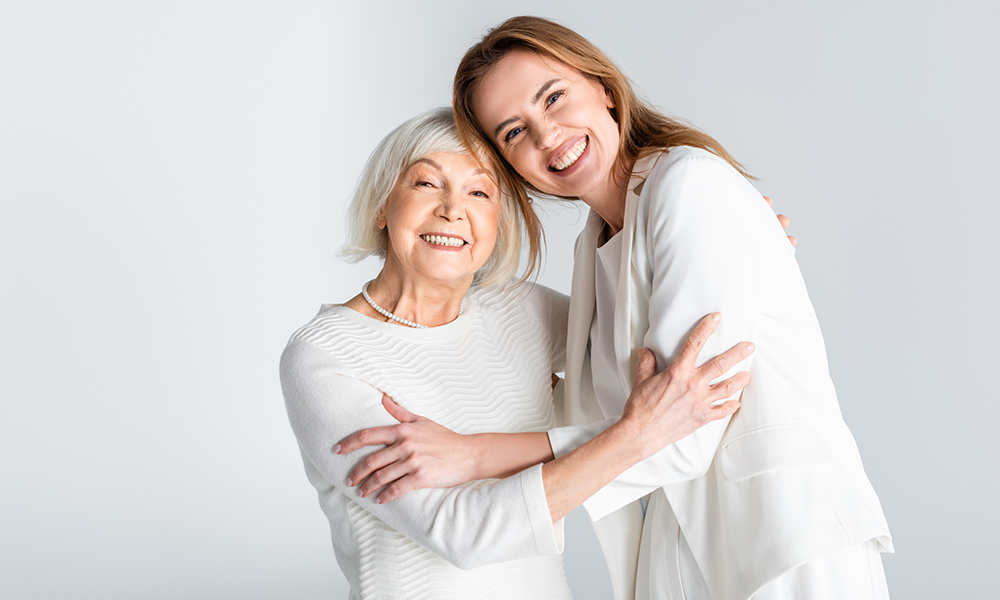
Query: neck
579 158 634 236
360 264 471 328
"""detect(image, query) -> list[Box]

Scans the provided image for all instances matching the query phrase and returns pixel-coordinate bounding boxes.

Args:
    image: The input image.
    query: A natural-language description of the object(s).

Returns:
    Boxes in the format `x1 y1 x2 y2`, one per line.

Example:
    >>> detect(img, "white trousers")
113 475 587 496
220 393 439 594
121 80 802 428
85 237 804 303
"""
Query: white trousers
636 490 890 600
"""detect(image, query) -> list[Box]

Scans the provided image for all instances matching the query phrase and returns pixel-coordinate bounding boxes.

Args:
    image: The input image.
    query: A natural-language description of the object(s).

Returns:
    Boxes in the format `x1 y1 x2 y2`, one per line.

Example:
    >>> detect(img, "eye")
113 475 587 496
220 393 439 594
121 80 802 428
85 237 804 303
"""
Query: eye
470 190 490 199
503 125 524 143
545 90 564 107
415 179 435 187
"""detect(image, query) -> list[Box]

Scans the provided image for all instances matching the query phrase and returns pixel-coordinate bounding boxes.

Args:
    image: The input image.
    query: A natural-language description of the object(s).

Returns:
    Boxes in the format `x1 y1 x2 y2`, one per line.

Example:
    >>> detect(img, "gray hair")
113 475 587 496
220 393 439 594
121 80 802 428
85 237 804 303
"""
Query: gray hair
340 107 522 287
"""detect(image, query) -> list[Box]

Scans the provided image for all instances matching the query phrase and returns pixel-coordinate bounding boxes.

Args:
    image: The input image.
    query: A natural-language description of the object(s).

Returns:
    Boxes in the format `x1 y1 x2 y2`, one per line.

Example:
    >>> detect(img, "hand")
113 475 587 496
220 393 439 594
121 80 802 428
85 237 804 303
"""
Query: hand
764 196 797 248
336 394 480 503
618 313 754 460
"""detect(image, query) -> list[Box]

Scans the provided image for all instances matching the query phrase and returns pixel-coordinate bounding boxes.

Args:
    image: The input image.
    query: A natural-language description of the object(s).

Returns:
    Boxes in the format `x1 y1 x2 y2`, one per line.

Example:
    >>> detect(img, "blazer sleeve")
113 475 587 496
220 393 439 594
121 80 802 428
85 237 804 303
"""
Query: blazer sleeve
279 337 563 569
582 151 790 520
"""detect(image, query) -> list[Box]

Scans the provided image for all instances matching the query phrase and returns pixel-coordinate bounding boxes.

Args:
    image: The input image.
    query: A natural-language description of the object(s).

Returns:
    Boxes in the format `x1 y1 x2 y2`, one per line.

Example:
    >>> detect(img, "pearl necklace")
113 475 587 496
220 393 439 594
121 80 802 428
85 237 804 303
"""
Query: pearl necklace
361 281 464 329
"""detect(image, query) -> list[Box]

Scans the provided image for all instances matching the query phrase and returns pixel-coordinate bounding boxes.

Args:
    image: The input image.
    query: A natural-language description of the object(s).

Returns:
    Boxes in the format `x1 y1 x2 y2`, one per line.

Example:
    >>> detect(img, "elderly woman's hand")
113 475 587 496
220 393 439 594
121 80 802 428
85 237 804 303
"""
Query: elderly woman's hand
617 313 754 460
337 395 482 503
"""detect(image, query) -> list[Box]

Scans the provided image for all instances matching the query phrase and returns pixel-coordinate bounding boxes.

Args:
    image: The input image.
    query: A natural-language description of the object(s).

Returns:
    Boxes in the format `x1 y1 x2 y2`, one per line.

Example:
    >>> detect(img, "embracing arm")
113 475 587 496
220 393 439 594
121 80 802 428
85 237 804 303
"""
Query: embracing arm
280 338 561 569
560 151 793 519
337 314 753 522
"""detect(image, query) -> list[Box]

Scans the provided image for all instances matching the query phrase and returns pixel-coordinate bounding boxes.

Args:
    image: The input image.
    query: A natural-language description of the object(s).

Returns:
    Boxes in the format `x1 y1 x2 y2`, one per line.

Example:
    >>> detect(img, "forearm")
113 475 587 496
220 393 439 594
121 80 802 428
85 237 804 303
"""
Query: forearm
471 431 554 479
541 419 647 522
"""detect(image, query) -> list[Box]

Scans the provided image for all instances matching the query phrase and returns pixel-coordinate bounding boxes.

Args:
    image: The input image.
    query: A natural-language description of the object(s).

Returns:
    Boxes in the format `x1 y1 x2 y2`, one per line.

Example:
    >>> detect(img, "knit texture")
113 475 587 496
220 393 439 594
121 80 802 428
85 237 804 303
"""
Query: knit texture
281 282 572 600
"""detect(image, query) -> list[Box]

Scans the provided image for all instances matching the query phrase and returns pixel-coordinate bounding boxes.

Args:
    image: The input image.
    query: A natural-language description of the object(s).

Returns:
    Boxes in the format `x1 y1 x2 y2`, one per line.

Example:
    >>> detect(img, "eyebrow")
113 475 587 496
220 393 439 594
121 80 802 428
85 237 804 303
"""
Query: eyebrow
492 78 561 139
412 157 442 170
412 159 488 179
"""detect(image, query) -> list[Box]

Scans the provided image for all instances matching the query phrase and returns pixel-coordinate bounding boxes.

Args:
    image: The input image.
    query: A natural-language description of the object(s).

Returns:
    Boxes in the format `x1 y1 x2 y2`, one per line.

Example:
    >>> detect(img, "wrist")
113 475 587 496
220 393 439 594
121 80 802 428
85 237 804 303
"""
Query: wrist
467 433 488 480
602 418 651 466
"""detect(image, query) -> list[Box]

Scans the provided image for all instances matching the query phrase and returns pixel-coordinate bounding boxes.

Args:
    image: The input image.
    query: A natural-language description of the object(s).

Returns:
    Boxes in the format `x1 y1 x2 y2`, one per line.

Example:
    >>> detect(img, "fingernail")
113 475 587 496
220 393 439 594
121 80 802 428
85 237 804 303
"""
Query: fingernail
333 444 342 454
746 343 755 351
346 478 353 487
712 313 720 321
374 497 381 505
357 489 364 497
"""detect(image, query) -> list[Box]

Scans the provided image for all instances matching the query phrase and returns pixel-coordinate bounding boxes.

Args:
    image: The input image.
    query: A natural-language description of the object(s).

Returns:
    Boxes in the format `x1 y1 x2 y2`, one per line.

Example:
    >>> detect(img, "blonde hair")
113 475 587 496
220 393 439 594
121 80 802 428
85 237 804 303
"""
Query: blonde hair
453 16 751 261
341 107 522 287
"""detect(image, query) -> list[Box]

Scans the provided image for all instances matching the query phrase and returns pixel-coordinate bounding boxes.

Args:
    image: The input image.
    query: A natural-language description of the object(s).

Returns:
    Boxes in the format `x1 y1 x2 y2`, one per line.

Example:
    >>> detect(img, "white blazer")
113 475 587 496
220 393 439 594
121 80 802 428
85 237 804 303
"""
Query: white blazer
550 148 892 600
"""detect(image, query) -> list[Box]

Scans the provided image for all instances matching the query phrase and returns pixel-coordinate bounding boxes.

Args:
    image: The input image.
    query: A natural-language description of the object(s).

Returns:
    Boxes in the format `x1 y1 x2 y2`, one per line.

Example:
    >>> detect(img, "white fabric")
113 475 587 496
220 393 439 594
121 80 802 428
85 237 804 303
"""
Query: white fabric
280 282 573 600
638 490 889 600
590 227 630 411
549 147 893 600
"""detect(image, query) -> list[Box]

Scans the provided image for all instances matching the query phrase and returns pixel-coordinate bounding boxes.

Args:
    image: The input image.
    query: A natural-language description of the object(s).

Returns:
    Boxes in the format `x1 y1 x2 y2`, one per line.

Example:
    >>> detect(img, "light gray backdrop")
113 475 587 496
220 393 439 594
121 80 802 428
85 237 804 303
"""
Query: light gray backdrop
2 1 997 598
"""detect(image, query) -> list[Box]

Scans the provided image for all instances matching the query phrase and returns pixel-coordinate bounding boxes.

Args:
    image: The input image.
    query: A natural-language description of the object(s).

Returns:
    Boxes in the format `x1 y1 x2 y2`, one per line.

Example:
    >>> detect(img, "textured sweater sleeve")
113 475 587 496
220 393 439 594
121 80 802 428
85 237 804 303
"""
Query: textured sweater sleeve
280 337 562 569
521 283 570 373
582 150 788 520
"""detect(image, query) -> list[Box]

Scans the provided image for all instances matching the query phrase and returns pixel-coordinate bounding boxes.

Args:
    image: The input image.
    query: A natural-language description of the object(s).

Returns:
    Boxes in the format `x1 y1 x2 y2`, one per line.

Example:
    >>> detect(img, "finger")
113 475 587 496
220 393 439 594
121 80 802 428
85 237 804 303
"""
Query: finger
346 445 405 487
674 313 721 368
382 393 419 423
764 195 773 208
699 341 755 381
707 371 752 404
708 397 741 422
777 213 790 229
376 477 421 504
633 348 657 386
788 235 798 248
336 425 403 454
357 459 413 498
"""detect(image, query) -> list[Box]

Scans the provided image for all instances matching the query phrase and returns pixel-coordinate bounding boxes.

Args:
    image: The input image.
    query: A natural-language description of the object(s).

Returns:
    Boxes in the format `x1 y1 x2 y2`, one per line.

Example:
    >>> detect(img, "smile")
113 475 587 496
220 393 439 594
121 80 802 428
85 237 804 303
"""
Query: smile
549 137 588 172
420 234 467 247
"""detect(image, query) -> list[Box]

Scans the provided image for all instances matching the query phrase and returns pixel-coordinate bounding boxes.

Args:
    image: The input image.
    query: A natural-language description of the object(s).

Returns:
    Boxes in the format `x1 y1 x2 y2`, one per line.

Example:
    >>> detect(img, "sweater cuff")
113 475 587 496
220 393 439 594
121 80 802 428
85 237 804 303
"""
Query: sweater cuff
547 418 615 458
519 463 564 554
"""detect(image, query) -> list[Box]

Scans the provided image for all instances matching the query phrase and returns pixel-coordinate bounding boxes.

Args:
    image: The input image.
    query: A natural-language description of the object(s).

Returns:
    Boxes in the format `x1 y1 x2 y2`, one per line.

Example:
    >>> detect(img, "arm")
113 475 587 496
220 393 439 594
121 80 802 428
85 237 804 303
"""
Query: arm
566 151 792 520
338 314 754 523
280 338 561 569
339 283 570 495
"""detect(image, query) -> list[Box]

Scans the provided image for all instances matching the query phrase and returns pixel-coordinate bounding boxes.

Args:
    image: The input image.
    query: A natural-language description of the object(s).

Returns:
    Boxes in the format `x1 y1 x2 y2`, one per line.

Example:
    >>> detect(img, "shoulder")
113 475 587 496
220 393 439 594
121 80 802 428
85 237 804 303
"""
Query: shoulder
641 147 747 199
636 147 762 223
474 280 567 316
280 306 359 374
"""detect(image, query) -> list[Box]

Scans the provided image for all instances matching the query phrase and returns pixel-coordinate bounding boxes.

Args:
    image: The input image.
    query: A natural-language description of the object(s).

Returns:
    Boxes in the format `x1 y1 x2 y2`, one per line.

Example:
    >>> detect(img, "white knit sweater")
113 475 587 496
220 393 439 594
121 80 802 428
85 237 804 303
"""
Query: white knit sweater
280 282 573 600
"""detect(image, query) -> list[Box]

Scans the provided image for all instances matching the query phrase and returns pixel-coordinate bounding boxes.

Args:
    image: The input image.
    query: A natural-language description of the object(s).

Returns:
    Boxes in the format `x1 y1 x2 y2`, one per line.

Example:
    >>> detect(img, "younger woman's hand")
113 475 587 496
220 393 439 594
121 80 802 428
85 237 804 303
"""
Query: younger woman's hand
764 196 798 248
336 395 481 504
619 313 754 460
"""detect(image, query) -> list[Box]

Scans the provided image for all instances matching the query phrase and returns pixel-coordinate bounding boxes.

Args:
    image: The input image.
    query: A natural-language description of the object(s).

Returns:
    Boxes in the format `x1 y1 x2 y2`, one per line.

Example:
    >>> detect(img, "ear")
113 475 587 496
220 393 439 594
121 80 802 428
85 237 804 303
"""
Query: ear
375 209 386 229
603 85 616 110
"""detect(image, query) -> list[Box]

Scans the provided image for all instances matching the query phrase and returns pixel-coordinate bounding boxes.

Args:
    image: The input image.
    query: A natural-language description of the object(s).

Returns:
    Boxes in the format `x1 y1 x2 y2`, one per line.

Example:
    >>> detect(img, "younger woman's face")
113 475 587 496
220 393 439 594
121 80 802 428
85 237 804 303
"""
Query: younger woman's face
472 49 620 200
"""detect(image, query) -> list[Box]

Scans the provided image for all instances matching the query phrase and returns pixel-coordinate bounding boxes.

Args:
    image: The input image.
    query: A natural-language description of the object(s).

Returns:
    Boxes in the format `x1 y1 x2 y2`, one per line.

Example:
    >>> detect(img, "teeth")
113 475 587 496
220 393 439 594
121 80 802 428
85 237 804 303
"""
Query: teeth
551 138 588 171
421 234 465 247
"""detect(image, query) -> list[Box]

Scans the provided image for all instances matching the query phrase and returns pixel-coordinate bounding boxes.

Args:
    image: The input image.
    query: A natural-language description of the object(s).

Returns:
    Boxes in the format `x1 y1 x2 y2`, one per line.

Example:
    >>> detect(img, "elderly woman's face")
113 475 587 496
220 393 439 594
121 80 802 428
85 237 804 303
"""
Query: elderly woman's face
378 152 501 284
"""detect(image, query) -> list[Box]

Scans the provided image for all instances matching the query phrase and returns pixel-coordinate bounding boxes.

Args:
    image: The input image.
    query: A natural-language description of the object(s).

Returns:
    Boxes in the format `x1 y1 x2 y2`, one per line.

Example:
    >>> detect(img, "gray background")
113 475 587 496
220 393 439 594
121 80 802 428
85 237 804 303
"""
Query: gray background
2 1 997 598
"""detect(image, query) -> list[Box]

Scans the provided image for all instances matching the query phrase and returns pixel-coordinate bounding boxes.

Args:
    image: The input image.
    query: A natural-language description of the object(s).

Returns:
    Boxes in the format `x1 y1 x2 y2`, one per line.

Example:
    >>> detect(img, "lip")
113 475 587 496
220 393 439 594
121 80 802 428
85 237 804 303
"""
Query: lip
547 135 589 175
419 232 469 251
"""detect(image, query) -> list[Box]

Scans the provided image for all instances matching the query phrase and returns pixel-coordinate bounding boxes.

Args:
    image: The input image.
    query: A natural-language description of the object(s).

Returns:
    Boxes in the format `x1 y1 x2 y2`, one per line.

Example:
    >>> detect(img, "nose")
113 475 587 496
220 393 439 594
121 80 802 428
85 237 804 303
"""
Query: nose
435 188 466 222
532 117 560 150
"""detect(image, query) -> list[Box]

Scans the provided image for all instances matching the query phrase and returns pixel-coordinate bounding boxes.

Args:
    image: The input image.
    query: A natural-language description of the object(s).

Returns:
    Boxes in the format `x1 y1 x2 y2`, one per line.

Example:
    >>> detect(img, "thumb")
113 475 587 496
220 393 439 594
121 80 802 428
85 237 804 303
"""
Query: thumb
633 348 657 386
382 393 419 423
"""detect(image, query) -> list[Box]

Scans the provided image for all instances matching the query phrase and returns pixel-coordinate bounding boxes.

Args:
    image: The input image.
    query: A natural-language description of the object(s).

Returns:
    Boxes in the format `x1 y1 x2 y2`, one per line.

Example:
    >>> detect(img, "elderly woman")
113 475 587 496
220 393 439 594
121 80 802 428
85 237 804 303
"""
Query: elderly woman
279 107 753 599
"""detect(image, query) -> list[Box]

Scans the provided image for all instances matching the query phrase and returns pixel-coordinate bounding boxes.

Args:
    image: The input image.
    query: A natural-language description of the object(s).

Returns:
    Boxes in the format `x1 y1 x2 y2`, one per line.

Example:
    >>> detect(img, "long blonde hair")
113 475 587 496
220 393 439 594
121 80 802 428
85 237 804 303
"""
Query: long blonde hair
454 16 750 276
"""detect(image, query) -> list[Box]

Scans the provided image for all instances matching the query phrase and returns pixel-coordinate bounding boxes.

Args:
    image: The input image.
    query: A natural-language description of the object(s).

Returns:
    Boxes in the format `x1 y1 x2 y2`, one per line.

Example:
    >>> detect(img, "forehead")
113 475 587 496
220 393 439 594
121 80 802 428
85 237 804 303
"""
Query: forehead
473 50 582 122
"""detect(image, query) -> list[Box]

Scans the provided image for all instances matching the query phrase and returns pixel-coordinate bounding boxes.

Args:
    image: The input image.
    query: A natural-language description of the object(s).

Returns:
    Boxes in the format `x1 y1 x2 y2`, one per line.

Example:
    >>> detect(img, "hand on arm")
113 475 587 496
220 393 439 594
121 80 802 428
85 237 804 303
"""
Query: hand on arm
540 313 752 522
338 314 753 524
338 395 554 503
